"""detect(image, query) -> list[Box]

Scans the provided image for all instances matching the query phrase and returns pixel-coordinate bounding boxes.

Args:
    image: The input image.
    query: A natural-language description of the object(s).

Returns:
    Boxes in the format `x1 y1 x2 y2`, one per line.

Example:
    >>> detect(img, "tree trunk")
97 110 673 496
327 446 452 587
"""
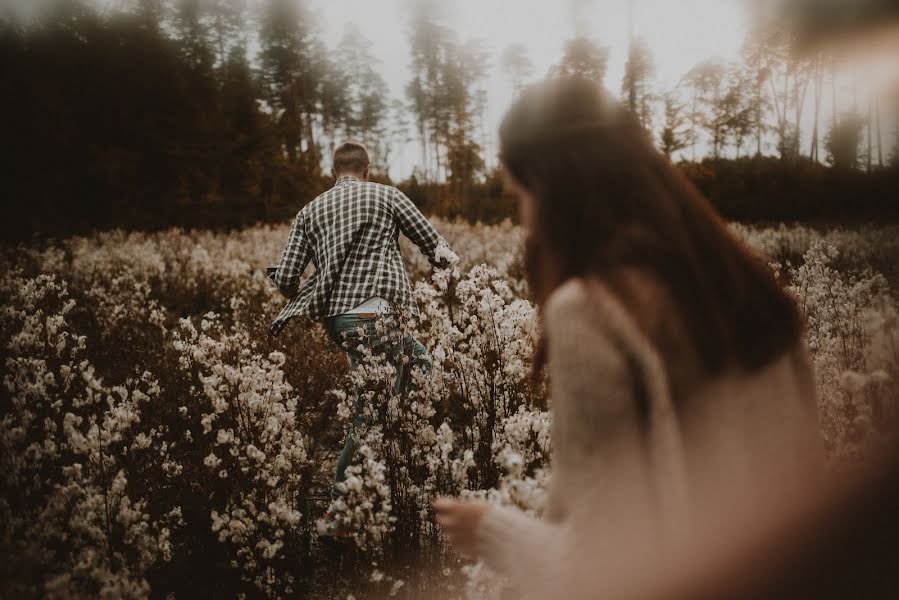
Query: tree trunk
768 68 787 159
285 84 298 163
691 88 698 162
418 117 429 183
305 110 318 168
875 91 884 167
831 57 838 132
782 68 789 159
790 57 810 163
867 91 873 173
810 57 822 161
756 77 763 157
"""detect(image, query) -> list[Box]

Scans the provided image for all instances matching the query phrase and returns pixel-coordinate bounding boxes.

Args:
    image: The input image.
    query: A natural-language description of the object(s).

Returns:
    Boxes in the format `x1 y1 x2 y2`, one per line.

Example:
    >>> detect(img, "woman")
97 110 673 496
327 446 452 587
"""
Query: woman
435 78 822 598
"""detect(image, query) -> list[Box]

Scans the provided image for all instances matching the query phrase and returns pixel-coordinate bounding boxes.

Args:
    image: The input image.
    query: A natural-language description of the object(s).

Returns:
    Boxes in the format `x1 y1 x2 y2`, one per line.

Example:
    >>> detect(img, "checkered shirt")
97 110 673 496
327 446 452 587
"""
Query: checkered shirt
267 175 449 335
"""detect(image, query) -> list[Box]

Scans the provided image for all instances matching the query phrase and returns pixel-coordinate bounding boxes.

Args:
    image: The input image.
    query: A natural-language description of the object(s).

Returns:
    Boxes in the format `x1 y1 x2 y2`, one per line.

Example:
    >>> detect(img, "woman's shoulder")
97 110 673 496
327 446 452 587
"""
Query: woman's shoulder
544 278 593 316
545 273 705 388
544 272 669 335
543 279 618 345
544 277 620 321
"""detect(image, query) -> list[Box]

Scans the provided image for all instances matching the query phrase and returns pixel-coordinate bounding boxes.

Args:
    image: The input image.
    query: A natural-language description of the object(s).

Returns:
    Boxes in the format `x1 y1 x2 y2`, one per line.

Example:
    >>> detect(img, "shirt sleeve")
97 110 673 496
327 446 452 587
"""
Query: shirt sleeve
392 188 450 266
268 212 312 299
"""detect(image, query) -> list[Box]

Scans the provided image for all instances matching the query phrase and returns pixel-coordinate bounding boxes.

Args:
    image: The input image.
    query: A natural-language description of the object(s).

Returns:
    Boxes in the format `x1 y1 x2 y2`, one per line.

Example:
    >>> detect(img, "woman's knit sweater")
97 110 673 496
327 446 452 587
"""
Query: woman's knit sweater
472 277 821 599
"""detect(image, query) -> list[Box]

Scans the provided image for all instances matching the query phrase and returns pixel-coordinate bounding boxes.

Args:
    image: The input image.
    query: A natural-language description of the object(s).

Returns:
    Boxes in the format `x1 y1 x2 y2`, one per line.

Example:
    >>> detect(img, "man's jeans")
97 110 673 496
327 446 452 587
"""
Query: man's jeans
324 313 430 500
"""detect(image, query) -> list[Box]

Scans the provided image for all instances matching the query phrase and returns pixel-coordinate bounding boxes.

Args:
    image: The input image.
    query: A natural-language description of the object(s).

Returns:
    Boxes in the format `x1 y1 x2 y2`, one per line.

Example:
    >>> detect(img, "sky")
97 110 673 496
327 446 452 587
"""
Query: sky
311 0 751 177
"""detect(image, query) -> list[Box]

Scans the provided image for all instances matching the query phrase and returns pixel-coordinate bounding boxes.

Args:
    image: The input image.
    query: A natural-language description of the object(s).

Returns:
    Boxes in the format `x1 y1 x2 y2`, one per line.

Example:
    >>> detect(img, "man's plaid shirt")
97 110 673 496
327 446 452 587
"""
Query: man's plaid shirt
267 175 450 335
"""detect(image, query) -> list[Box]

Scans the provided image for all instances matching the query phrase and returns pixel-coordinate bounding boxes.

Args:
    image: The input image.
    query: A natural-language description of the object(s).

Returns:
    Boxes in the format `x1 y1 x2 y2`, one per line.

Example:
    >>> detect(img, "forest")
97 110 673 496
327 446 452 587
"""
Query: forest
2 0 898 239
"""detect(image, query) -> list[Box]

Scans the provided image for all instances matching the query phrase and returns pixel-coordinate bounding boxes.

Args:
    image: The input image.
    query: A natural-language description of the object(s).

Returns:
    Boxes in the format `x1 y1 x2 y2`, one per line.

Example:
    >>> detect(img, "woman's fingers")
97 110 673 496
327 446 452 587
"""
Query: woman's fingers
433 498 459 529
432 497 457 513
434 498 467 540
434 512 453 526
433 499 491 557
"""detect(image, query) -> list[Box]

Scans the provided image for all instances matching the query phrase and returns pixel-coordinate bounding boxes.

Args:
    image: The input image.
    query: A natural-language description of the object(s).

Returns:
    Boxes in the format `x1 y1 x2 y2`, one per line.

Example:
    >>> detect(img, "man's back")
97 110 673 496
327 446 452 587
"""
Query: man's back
268 174 447 335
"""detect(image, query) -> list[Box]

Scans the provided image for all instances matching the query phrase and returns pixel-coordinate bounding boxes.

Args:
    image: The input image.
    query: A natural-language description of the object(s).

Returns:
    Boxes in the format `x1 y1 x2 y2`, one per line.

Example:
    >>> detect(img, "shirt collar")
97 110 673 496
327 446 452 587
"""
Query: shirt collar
336 175 360 186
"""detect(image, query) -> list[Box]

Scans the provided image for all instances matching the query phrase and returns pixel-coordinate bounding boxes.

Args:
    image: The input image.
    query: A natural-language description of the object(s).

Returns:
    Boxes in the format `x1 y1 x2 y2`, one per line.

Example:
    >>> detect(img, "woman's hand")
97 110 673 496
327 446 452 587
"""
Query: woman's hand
433 497 490 555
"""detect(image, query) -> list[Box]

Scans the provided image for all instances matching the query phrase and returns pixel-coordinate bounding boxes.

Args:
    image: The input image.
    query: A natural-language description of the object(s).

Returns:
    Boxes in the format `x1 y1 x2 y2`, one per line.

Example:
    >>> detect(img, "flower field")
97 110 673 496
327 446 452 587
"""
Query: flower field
2 219 897 599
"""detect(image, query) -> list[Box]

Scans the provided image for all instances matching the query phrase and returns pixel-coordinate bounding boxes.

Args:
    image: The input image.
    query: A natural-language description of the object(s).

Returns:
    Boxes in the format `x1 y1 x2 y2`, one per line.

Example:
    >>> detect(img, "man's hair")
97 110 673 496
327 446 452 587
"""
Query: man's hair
333 141 370 174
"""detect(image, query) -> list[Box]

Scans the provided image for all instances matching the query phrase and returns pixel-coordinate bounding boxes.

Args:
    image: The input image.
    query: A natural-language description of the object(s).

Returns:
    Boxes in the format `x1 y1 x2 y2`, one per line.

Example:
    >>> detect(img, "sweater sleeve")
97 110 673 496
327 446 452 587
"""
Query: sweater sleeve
472 279 645 586
474 503 570 588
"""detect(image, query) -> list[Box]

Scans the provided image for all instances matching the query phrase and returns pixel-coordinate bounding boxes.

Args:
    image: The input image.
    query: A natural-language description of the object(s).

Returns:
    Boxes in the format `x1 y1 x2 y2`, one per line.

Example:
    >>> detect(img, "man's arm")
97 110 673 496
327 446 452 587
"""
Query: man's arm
268 212 312 299
392 188 455 266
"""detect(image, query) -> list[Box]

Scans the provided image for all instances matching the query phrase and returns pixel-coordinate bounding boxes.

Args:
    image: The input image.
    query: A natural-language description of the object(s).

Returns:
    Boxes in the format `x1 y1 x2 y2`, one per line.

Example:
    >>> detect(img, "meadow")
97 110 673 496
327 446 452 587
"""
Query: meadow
2 219 897 599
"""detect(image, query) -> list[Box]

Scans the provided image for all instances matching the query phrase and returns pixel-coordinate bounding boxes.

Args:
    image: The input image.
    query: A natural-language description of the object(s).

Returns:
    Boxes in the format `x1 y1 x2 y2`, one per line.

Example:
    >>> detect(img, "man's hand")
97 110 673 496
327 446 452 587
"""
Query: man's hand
431 240 460 270
433 497 490 555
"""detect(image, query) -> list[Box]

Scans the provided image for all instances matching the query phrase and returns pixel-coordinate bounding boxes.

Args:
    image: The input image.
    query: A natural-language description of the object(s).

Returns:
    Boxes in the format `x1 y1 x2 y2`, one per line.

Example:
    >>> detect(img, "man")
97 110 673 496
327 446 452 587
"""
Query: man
267 141 454 517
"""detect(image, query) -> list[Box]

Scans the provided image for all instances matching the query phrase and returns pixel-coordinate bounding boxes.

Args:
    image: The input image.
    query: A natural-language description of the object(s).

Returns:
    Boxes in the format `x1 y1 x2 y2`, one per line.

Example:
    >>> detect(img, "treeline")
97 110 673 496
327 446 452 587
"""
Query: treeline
412 156 899 225
681 157 899 223
1 1 898 242
1 0 395 241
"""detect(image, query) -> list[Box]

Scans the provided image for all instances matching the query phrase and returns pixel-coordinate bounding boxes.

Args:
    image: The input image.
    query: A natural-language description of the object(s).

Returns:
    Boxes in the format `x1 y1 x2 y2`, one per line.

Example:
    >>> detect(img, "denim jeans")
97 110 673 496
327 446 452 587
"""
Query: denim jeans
324 313 430 500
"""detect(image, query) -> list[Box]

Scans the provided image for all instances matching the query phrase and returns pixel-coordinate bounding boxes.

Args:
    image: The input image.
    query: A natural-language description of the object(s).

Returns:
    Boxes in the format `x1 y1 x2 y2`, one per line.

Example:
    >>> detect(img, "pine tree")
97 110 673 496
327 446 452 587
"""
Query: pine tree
740 23 774 156
208 0 246 73
336 24 389 148
684 60 727 160
660 89 689 159
722 66 753 158
405 0 451 182
621 37 655 132
825 113 865 170
500 44 535 94
550 36 609 84
257 0 320 168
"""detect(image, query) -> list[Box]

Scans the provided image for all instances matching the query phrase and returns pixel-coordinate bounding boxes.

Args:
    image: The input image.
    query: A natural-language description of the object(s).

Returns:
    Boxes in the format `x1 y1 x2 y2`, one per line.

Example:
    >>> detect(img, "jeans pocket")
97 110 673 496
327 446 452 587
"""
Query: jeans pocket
328 315 381 354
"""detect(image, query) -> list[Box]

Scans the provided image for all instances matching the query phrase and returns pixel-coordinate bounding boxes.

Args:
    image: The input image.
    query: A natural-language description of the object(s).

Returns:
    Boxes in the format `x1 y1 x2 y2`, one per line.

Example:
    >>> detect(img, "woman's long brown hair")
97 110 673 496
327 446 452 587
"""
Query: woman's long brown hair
501 77 802 377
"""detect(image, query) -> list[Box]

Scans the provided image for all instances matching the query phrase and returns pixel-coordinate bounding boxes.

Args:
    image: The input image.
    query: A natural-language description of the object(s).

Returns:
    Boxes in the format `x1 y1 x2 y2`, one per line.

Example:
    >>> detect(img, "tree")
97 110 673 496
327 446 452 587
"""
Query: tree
173 0 213 71
808 51 825 162
825 113 865 170
659 89 689 159
890 124 899 168
336 24 389 148
866 81 884 172
500 44 535 94
207 0 246 73
405 0 452 182
445 128 485 208
874 91 884 169
218 44 280 217
550 36 609 84
442 39 489 202
258 0 320 168
740 24 774 156
722 66 754 158
132 0 166 30
382 98 413 180
2 0 299 236
319 57 351 158
759 23 812 161
405 0 487 192
890 88 899 167
684 60 728 160
621 37 655 132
